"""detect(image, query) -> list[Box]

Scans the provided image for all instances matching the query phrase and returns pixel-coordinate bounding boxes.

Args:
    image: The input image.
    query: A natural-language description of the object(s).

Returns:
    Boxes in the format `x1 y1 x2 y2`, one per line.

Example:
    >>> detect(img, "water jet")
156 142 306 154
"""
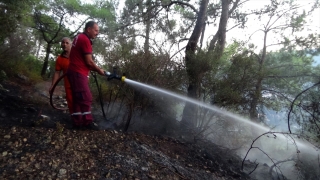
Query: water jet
121 77 320 179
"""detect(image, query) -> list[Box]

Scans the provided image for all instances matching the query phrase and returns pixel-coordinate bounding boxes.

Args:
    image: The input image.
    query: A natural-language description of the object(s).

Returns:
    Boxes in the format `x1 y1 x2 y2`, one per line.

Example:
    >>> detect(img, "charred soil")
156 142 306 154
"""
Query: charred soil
0 78 251 180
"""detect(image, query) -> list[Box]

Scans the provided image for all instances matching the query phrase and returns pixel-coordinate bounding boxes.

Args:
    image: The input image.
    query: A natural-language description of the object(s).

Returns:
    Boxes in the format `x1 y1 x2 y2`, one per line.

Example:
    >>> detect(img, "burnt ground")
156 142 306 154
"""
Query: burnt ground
0 78 253 180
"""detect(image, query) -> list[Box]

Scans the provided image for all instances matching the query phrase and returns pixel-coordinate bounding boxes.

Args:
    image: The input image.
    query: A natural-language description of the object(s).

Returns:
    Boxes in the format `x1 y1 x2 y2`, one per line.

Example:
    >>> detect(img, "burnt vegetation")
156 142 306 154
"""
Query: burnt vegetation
0 0 320 179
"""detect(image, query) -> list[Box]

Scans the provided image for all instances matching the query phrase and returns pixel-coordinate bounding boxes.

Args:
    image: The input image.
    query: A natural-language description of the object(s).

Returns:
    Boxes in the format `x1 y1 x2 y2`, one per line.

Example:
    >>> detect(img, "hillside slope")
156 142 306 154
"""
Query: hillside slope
0 78 251 179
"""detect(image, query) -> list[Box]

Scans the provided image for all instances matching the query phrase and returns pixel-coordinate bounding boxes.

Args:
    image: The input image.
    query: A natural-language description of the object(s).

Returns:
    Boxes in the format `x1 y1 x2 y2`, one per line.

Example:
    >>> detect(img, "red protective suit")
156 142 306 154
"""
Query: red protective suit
67 33 94 126
55 55 73 114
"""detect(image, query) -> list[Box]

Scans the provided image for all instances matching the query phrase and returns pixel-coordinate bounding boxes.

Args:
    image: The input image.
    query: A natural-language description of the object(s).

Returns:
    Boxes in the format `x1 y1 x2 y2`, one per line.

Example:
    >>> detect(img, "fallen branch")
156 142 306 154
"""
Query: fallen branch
269 158 295 178
241 131 300 178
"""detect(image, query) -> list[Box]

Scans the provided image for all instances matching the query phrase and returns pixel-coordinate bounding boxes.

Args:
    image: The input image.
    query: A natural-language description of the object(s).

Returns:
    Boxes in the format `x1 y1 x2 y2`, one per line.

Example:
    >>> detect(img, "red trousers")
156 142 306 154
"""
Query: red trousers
67 70 93 126
65 86 73 114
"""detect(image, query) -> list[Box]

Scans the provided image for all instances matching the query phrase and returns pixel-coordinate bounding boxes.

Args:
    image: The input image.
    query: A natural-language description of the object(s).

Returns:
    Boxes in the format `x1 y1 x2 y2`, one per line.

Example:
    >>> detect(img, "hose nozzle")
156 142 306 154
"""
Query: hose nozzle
121 75 126 82
105 67 125 81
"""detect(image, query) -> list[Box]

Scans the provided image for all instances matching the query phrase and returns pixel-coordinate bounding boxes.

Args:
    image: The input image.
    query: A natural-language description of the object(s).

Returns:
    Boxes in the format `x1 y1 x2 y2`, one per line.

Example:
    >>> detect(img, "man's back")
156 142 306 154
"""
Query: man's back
69 33 92 76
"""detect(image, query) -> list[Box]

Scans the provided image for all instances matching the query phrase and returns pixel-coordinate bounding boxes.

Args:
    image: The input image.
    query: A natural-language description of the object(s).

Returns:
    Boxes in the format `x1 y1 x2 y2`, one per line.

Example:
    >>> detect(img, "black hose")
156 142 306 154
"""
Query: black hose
49 73 68 111
91 72 106 119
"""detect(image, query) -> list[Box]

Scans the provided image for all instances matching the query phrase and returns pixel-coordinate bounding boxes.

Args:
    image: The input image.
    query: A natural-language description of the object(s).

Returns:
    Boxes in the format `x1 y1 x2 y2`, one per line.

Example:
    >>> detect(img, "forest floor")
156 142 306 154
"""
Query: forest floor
0 77 253 180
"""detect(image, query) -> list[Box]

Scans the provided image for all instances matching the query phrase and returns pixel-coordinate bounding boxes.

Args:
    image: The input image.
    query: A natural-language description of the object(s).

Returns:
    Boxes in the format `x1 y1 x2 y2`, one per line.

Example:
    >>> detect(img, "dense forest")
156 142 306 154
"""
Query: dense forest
1 0 320 179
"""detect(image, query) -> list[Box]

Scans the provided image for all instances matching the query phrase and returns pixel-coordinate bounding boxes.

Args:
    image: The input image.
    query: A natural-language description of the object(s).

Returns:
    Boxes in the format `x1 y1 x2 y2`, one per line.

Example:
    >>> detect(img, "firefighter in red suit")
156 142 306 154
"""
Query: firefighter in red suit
67 21 105 129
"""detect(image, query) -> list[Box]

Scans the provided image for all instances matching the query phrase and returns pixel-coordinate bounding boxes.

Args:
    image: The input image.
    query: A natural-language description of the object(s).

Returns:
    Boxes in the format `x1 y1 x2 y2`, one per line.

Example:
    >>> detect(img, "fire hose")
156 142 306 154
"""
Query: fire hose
49 73 68 111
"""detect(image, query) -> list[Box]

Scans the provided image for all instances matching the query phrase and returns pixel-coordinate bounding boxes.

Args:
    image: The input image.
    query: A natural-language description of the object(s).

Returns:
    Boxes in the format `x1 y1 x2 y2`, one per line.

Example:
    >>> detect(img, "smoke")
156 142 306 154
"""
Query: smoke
236 127 320 179
100 79 320 179
97 120 117 130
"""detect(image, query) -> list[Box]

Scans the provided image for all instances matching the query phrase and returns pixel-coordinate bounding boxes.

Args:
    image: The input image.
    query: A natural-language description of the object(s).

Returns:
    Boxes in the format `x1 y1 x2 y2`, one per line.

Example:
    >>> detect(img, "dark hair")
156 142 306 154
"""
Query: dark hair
84 21 97 31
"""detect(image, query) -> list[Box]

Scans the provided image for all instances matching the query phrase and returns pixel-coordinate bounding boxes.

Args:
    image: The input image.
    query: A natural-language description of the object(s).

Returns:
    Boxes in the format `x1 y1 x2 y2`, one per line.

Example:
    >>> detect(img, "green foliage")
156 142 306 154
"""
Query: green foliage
85 2 114 19
0 0 37 42
286 86 320 159
187 42 241 85
33 4 71 43
0 54 42 84
64 0 82 14
213 52 259 109
263 49 314 96
216 41 242 67
15 55 43 83
203 42 240 76
290 10 306 32
209 45 317 116
31 0 105 76
105 45 186 121
25 55 43 72
84 0 118 36
118 51 185 90
89 73 113 104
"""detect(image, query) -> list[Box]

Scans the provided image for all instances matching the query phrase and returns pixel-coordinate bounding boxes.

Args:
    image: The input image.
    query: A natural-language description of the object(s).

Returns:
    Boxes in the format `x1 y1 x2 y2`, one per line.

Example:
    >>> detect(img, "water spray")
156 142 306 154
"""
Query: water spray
123 78 318 152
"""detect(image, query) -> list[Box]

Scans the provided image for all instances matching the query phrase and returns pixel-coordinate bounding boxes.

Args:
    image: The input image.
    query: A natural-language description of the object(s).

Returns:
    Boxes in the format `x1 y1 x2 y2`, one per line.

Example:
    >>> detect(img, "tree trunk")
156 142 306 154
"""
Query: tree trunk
124 102 133 132
144 0 151 54
249 31 268 149
250 31 268 121
208 0 231 55
41 43 51 77
144 19 150 53
181 0 208 128
36 38 42 59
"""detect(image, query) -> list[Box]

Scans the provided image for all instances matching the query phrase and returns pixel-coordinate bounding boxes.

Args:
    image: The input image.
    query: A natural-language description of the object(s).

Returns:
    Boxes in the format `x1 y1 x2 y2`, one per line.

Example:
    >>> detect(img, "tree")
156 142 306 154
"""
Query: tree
32 0 83 77
180 0 243 129
245 0 320 122
0 0 36 43
0 0 40 77
32 0 117 77
180 0 209 128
